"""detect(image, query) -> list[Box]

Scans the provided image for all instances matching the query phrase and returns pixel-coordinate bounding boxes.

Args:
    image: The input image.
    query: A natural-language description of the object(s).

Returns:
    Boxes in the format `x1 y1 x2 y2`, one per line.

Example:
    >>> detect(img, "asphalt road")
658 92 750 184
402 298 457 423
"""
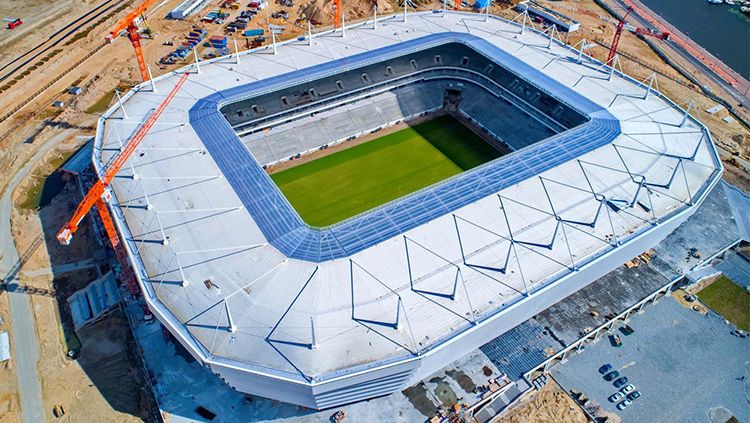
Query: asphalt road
0 129 76 423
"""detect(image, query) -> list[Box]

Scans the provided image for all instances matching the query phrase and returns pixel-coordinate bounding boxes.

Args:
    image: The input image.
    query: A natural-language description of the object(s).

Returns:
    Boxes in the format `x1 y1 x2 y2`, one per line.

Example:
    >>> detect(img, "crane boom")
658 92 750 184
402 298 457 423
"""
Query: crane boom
607 7 632 65
57 72 189 246
107 0 159 42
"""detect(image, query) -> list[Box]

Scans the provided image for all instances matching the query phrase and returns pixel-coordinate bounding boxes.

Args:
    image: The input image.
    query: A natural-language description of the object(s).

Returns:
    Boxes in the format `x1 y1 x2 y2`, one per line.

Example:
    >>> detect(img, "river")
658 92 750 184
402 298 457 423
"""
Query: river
638 0 750 78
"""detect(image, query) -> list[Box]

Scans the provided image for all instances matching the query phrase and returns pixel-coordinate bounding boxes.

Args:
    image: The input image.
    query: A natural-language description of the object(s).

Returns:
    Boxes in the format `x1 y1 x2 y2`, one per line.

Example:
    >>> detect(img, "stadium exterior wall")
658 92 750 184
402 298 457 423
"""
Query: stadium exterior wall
188 188 710 409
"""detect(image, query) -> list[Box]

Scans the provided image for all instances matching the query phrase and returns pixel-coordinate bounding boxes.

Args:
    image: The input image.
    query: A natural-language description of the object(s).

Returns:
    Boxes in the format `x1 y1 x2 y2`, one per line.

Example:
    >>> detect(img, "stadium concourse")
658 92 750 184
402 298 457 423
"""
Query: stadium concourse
96 10 721 409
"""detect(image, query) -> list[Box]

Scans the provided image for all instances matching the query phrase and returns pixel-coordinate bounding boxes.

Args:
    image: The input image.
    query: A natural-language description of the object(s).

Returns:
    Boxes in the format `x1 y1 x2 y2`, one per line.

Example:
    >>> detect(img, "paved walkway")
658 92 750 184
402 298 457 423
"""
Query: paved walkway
0 129 76 423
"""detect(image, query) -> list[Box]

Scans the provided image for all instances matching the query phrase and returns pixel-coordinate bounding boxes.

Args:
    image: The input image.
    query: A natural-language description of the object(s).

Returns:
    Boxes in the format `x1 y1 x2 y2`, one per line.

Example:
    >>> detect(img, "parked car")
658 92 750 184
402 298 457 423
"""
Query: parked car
599 364 612 375
608 391 624 403
621 384 635 394
610 334 622 347
604 370 620 381
627 391 641 401
616 399 632 410
613 377 629 388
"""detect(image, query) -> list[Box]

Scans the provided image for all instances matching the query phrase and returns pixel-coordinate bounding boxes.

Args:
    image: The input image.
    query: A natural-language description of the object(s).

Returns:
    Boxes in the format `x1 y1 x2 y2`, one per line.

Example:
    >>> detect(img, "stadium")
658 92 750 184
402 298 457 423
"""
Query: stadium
97 11 722 409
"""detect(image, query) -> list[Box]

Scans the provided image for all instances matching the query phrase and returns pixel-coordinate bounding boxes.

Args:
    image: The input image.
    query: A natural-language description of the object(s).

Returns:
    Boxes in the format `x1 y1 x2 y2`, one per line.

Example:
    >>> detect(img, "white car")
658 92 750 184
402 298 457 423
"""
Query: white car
617 399 632 410
621 384 636 394
608 391 625 403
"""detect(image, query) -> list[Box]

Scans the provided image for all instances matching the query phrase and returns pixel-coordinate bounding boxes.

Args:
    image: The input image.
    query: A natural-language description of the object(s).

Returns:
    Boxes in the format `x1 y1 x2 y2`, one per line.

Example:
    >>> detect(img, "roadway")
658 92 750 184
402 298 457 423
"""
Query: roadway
0 129 77 423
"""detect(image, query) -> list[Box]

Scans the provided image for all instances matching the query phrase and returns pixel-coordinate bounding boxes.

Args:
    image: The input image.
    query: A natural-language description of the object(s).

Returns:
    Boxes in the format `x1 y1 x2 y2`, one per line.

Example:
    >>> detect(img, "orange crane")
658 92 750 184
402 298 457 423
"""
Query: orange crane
57 72 189 294
333 0 341 28
107 0 160 82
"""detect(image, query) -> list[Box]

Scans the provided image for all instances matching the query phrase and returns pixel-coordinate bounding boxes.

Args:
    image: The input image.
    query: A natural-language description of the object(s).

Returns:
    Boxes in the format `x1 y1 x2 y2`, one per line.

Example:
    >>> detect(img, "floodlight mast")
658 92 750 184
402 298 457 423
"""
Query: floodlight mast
57 73 189 293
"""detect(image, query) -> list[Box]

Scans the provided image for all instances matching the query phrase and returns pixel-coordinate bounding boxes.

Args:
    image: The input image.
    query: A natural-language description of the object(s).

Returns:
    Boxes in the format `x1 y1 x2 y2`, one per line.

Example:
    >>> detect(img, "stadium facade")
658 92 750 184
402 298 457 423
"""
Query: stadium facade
96 11 722 409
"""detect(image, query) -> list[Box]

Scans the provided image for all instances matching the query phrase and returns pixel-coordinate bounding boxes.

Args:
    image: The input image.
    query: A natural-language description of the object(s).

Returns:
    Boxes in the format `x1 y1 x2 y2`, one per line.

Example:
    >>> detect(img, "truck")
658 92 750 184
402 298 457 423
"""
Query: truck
5 18 22 29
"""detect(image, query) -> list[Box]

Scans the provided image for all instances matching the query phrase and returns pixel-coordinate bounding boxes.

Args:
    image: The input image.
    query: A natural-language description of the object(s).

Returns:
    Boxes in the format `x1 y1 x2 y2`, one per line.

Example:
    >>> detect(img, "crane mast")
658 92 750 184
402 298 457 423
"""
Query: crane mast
607 7 632 65
107 0 159 81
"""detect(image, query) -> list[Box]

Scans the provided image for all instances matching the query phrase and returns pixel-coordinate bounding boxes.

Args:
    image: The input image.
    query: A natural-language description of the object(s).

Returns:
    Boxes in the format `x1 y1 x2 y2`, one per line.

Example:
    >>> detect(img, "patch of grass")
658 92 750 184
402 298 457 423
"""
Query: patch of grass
271 115 501 227
86 89 117 114
697 276 750 331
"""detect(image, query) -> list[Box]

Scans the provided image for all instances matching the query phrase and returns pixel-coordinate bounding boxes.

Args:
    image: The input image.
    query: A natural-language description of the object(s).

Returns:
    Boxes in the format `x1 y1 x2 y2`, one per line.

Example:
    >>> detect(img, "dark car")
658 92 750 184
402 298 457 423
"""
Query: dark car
613 377 629 388
603 370 620 381
599 364 612 375
627 391 641 401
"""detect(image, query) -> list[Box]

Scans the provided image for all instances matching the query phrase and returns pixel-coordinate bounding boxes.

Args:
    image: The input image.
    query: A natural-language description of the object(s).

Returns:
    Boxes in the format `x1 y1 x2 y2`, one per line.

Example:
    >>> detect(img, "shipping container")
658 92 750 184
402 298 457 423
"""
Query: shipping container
243 29 264 37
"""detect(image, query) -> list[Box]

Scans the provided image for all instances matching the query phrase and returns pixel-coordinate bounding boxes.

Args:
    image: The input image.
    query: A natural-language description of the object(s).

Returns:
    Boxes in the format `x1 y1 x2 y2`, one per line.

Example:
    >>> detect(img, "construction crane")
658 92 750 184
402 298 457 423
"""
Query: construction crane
107 0 160 82
56 72 189 294
606 7 632 65
333 0 341 28
607 7 670 65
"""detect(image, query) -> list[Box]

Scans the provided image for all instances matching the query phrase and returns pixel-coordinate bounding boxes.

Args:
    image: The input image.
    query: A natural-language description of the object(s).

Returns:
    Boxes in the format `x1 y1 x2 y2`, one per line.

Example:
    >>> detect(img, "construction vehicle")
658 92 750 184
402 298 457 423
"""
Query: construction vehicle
106 0 160 82
56 72 190 295
634 26 670 41
4 17 22 29
607 7 670 64
331 410 346 422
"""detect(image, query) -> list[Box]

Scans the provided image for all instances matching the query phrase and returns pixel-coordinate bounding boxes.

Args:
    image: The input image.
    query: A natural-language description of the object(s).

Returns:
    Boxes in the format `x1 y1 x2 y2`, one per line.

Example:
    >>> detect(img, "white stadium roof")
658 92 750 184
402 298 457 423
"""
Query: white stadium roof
96 10 721 398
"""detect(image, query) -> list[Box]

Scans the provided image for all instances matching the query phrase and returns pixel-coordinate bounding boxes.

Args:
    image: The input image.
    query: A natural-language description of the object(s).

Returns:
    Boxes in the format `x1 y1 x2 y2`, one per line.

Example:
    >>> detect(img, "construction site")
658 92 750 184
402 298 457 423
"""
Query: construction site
0 0 747 422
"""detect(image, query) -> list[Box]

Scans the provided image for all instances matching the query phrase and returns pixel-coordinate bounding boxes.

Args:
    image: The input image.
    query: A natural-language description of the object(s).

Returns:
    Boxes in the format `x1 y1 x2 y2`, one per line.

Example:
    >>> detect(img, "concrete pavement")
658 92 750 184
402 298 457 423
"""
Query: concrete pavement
0 129 76 423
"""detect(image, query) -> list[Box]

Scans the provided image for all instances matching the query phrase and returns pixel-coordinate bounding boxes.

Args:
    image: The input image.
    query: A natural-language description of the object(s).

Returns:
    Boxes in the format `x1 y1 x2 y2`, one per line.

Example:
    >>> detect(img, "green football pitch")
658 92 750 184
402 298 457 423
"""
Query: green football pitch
270 114 502 227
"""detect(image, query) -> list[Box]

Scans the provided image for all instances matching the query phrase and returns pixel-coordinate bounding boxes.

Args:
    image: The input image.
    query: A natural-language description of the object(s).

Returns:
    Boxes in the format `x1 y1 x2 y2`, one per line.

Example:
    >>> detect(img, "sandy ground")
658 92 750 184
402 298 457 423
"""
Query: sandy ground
0 0 98 66
9 164 152 422
493 380 588 423
0 296 19 423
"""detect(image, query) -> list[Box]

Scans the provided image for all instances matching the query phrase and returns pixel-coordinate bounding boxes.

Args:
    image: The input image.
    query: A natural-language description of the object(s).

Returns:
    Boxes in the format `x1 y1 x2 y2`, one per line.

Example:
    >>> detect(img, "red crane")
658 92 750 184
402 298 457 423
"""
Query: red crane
607 7 632 65
107 0 160 82
57 72 189 294
607 7 670 65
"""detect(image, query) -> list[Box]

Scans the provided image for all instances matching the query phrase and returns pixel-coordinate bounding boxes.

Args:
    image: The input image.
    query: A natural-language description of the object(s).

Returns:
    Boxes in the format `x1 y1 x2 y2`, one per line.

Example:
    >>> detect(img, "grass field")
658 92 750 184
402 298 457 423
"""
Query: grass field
271 115 502 227
697 276 749 331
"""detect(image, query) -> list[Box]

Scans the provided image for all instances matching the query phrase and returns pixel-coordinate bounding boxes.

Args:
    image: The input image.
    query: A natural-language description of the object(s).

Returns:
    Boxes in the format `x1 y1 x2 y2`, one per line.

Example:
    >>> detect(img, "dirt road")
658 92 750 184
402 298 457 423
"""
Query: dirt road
0 129 76 423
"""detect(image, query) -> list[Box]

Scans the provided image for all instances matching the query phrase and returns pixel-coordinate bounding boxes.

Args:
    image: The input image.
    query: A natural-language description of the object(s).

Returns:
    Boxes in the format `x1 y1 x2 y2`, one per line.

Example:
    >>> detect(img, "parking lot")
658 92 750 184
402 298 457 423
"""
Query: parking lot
553 296 750 422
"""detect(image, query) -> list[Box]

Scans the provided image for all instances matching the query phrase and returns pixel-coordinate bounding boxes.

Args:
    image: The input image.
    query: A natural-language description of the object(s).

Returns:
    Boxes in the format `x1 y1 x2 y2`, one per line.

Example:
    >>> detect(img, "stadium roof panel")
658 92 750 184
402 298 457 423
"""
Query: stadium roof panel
96 11 721 407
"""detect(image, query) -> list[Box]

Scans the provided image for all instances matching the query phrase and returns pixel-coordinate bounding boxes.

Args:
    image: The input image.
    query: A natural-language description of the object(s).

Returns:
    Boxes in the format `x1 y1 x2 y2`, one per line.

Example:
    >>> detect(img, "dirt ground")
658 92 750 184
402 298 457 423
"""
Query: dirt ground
493 380 589 423
0 0 98 65
8 166 153 422
0 296 18 423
